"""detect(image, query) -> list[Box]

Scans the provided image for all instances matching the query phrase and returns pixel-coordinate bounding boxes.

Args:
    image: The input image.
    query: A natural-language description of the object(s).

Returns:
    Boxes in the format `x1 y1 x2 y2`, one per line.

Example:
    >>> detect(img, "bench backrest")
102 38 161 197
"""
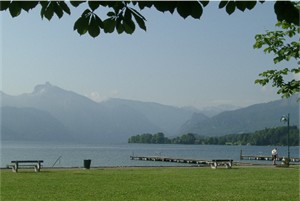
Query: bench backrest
11 160 44 163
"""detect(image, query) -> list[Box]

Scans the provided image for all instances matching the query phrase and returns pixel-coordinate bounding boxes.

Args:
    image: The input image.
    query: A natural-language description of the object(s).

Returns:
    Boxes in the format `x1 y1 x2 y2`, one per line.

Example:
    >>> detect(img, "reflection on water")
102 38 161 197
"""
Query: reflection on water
1 141 299 167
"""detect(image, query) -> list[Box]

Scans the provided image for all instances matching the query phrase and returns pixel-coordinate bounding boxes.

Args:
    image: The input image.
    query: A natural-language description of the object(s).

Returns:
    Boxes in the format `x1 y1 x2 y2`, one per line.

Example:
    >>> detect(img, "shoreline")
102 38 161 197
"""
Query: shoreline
1 162 299 171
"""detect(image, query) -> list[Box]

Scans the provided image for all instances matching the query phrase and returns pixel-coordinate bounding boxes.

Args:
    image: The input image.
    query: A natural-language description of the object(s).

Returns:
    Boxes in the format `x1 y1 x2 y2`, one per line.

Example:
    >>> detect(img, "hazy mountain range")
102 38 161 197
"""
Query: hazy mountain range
1 83 197 143
1 82 298 143
179 95 299 136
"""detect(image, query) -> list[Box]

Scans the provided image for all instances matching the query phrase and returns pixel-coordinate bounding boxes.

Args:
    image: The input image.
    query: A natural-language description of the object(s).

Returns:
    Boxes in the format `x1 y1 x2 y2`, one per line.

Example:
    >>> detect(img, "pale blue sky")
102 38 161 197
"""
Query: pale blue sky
1 2 291 108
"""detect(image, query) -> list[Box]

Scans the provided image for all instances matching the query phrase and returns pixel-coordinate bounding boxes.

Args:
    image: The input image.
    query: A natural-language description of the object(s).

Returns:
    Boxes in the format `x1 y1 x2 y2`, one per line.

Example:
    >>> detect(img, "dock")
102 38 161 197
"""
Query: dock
239 150 300 162
130 156 233 168
130 155 210 165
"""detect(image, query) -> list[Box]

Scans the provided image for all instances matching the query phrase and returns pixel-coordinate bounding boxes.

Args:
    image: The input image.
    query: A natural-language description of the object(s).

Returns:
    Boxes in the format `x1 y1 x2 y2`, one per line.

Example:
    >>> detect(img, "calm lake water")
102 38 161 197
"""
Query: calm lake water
1 141 299 168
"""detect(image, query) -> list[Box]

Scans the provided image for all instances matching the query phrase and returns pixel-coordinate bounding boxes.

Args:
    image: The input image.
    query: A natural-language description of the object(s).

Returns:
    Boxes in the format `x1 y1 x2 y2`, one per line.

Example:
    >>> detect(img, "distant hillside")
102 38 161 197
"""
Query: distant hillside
101 98 199 135
1 106 71 141
198 104 241 117
179 95 299 136
2 82 298 143
1 83 197 143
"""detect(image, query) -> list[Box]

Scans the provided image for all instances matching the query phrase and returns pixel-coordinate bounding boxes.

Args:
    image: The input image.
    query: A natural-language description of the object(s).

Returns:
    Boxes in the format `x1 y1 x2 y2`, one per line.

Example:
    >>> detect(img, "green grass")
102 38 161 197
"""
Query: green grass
1 167 299 201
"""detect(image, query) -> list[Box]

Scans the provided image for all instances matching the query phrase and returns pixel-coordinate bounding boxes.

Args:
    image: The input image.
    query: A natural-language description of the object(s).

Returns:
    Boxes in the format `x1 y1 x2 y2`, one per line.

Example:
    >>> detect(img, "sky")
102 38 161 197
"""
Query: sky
0 2 295 109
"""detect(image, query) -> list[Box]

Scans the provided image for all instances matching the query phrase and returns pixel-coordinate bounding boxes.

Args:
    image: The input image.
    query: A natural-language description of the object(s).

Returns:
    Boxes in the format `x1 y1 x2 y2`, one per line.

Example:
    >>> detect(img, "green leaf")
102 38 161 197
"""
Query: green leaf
200 1 209 7
235 1 247 12
123 19 135 34
219 1 228 9
274 1 299 25
124 8 132 21
131 10 147 31
40 2 58 21
112 2 126 14
116 18 124 34
20 1 39 12
107 11 115 17
129 8 146 20
153 2 177 14
44 3 54 21
116 24 124 34
245 1 257 10
70 1 85 8
53 3 63 19
59 1 71 15
74 16 89 35
137 1 154 10
82 9 91 17
255 79 268 85
94 14 103 28
226 1 236 15
88 1 100 11
291 68 300 74
103 18 116 33
177 2 192 19
190 2 203 19
9 2 22 17
0 1 10 11
88 16 100 38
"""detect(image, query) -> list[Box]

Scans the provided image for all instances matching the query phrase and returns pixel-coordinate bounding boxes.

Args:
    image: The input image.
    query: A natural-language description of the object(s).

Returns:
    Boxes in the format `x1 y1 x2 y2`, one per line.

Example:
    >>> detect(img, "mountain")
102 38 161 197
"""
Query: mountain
179 113 209 133
101 98 199 135
198 104 241 117
1 82 197 143
2 82 298 143
179 95 299 136
1 106 71 141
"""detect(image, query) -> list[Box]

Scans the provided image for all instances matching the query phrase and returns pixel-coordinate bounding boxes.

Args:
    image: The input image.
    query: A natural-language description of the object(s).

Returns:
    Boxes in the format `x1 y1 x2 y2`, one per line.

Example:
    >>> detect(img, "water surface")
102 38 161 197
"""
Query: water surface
1 141 299 168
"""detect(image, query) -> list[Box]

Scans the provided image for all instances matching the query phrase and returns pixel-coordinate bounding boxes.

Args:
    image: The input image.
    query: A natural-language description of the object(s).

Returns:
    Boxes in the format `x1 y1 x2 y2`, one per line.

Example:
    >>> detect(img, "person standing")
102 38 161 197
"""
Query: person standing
272 148 278 165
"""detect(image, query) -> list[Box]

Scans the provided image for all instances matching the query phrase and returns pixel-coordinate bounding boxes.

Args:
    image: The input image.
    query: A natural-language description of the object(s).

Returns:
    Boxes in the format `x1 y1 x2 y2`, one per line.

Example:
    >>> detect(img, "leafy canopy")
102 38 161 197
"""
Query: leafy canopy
253 20 300 99
1 1 299 38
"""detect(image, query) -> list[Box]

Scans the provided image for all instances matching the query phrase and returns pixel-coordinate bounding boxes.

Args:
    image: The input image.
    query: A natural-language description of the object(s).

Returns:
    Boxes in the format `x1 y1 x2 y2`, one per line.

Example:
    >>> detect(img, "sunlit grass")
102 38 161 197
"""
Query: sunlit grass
1 167 299 201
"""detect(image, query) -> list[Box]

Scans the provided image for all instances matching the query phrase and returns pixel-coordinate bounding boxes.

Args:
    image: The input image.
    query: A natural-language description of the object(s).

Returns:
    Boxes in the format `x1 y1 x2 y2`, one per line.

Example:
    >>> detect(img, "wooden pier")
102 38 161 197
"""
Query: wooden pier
130 156 233 168
130 155 210 165
240 150 300 162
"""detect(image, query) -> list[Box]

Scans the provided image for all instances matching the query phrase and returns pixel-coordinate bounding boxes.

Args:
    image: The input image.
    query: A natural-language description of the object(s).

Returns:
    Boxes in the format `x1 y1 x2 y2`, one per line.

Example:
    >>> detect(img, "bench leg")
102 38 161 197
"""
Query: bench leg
13 164 18 173
225 162 232 168
12 165 17 173
34 164 41 172
211 162 217 169
38 163 42 171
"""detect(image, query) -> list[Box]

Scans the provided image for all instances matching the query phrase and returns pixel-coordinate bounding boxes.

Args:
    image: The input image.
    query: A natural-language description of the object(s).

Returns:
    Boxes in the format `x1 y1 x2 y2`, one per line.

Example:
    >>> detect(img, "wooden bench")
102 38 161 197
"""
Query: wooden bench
210 159 233 169
10 160 44 173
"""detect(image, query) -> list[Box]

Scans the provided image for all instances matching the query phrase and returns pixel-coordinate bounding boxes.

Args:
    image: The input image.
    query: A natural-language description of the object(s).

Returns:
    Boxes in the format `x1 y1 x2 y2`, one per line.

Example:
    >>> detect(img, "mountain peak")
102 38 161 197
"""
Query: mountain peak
33 82 54 94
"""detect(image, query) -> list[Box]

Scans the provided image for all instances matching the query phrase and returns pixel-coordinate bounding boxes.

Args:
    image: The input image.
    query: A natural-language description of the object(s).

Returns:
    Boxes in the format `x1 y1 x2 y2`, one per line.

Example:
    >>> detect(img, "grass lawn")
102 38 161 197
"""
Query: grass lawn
1 166 299 201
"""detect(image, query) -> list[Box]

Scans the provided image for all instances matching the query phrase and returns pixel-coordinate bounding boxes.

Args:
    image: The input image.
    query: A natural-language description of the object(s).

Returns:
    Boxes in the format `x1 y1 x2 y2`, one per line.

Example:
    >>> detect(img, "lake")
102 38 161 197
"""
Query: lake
1 141 299 168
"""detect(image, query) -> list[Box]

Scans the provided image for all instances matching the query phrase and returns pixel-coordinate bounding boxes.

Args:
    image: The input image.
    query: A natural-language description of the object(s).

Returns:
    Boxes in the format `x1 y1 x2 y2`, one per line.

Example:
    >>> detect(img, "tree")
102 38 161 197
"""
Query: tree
254 20 300 99
180 133 196 144
1 1 299 38
152 132 166 144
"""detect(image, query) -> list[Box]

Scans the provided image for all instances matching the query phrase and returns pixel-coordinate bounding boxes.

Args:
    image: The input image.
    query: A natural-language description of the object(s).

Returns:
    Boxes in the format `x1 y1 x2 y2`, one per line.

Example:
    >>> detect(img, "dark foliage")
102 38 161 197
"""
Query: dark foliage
129 126 300 146
1 1 299 38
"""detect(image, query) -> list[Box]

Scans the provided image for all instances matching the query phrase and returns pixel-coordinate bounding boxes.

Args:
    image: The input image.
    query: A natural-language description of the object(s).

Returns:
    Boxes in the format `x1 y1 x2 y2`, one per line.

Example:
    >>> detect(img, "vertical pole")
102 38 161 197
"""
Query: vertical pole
287 113 290 160
281 114 291 166
240 150 242 160
16 162 18 173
